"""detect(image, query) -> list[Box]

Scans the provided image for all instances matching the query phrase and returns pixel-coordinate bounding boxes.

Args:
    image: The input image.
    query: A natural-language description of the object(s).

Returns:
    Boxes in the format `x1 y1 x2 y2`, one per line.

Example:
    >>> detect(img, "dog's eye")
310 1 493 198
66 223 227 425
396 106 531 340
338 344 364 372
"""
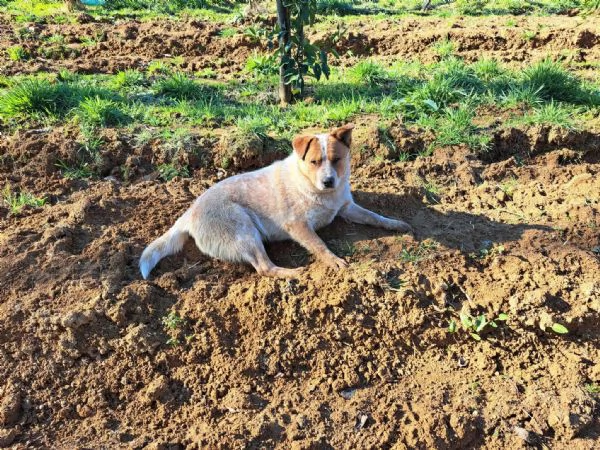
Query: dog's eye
310 160 318 165
331 157 341 164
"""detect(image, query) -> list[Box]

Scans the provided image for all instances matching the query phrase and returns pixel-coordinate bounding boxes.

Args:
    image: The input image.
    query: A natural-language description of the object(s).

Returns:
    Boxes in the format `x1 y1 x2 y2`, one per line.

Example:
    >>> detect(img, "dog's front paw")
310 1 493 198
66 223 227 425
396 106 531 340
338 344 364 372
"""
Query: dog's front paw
323 254 348 270
387 219 413 233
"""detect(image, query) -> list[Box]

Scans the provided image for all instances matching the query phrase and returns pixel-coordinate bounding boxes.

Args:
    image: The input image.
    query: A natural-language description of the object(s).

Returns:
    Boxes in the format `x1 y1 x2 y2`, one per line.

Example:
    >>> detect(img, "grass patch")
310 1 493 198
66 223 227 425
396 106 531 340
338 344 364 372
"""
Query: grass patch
517 101 579 129
522 59 593 105
77 96 130 127
245 52 279 77
157 163 190 181
347 60 389 85
153 72 207 100
6 45 28 61
2 185 46 214
55 160 95 179
399 239 439 264
432 38 455 59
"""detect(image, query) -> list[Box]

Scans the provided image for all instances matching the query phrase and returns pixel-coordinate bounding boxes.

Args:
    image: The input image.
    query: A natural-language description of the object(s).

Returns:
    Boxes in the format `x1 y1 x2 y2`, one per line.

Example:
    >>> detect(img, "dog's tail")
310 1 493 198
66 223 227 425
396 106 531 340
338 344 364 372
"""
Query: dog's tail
140 214 189 279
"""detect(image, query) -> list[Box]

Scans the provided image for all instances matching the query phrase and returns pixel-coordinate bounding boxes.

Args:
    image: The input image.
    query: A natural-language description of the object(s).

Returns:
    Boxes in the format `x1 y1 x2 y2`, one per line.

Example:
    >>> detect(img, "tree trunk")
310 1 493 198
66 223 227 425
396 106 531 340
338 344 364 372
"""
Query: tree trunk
66 0 85 12
276 0 293 105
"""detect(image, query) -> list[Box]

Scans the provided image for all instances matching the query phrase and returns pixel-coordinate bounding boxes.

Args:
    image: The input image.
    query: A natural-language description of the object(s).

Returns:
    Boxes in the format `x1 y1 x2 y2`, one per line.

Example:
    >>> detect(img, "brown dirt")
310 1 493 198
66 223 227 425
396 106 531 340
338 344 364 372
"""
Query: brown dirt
1 12 600 450
326 15 600 73
1 14 600 77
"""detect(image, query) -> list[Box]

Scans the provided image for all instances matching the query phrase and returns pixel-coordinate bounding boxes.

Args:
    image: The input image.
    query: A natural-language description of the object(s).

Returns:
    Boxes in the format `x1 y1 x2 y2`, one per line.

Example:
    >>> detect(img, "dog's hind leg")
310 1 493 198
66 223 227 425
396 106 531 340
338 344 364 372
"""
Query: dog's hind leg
188 202 301 278
243 241 303 279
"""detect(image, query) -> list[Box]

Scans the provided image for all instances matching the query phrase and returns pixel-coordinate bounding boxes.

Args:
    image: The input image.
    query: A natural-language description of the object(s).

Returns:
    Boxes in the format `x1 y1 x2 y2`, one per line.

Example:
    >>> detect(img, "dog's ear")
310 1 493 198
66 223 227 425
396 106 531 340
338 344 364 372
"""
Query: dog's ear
292 135 315 160
332 123 354 148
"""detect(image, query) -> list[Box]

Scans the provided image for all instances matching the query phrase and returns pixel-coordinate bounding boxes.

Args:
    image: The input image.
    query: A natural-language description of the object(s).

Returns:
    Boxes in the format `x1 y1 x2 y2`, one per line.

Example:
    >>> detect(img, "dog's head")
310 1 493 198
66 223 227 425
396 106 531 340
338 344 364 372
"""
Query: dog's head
292 123 354 191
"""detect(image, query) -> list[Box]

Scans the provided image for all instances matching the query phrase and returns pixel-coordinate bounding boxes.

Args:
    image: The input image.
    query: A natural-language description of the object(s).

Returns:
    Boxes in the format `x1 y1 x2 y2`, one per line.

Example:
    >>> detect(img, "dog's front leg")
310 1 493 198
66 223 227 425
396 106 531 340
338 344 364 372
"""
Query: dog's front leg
339 202 412 232
285 222 348 270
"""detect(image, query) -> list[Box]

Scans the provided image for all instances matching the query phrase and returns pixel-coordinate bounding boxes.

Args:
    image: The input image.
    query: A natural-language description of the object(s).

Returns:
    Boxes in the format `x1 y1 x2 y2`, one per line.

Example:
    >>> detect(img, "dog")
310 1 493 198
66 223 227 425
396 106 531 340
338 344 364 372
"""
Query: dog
140 123 411 279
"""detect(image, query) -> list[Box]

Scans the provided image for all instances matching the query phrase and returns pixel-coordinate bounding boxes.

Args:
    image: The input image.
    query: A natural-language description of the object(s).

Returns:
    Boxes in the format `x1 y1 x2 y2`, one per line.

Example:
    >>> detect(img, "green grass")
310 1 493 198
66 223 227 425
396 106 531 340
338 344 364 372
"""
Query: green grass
2 185 46 214
1 0 594 26
55 160 95 179
153 72 207 100
347 60 389 85
517 101 579 130
6 45 28 61
432 38 455 59
0 77 117 122
77 96 130 127
433 104 490 151
111 69 145 89
399 239 439 264
1 56 597 161
522 59 594 105
245 52 279 77
157 163 190 181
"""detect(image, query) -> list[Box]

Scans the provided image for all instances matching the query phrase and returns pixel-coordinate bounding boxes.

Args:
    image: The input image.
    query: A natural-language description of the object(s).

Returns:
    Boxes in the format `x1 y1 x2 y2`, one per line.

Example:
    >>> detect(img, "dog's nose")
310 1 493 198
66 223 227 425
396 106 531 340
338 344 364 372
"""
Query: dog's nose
323 177 335 188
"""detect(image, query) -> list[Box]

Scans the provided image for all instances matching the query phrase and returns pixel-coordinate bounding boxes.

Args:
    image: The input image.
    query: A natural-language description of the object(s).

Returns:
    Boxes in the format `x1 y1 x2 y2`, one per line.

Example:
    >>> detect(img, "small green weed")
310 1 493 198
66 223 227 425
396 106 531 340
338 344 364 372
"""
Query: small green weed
448 311 508 341
383 273 407 292
162 311 183 330
147 60 173 76
245 51 278 77
432 38 455 59
7 45 28 61
112 69 145 89
471 240 505 260
157 163 190 181
55 160 94 179
400 239 438 264
421 179 441 203
329 239 356 257
218 27 238 38
2 185 46 214
498 178 518 199
522 30 537 41
162 311 184 346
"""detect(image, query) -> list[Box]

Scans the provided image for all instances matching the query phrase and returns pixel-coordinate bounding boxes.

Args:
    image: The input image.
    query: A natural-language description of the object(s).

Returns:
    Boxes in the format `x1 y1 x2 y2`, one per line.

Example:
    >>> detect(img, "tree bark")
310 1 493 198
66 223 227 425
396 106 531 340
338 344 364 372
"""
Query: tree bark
65 0 85 12
276 0 293 105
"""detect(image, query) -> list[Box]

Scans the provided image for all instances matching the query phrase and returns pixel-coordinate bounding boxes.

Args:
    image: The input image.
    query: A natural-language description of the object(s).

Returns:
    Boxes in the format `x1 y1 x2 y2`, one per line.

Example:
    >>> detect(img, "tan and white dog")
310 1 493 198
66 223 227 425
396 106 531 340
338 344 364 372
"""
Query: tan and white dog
140 124 411 279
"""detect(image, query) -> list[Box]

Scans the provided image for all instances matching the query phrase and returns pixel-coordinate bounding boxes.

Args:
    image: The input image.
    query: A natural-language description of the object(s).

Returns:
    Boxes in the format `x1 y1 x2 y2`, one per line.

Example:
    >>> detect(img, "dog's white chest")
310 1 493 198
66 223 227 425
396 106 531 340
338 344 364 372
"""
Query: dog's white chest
306 205 338 230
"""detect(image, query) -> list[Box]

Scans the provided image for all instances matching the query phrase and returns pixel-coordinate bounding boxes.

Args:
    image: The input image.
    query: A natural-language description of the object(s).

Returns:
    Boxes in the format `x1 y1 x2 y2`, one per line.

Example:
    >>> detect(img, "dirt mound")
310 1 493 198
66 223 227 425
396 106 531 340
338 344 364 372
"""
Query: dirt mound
1 9 600 449
0 18 260 76
328 15 600 69
2 14 599 77
1 121 599 447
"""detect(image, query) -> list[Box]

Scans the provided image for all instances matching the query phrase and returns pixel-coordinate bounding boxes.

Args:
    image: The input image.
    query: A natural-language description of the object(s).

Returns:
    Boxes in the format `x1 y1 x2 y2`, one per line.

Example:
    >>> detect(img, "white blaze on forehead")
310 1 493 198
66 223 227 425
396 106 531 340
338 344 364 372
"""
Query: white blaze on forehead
315 133 335 180
316 133 328 160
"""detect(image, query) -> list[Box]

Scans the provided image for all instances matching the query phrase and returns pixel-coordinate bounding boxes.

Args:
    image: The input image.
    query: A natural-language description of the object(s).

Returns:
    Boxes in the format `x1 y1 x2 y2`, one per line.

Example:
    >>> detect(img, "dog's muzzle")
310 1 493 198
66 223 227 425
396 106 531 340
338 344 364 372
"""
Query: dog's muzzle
322 177 335 189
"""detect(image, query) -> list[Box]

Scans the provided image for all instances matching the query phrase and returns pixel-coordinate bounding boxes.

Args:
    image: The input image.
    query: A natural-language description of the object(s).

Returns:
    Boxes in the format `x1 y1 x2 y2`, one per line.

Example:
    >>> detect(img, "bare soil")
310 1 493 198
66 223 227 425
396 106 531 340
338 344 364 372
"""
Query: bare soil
1 15 599 77
1 12 600 450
